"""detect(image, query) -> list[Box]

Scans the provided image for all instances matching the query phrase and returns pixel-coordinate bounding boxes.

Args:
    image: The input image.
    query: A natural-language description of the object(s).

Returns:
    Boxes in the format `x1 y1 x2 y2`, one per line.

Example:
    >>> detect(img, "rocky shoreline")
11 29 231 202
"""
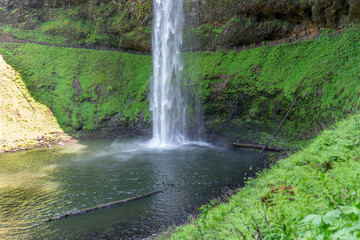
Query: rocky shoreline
0 132 73 154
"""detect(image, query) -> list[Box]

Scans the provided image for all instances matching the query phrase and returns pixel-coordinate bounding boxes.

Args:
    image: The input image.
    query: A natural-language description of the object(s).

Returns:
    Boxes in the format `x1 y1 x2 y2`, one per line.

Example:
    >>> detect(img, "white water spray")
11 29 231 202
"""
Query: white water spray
149 0 187 147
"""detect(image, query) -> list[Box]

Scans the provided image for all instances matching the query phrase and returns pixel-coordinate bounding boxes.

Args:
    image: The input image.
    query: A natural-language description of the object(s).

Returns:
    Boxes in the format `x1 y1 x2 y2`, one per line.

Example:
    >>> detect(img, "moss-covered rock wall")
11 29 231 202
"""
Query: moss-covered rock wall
1 0 359 51
1 29 360 144
0 43 152 137
183 29 360 144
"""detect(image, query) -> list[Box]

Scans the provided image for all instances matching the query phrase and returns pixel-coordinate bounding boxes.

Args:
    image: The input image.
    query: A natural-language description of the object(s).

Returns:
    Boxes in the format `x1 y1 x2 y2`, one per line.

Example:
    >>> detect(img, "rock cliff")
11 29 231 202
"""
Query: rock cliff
0 0 359 51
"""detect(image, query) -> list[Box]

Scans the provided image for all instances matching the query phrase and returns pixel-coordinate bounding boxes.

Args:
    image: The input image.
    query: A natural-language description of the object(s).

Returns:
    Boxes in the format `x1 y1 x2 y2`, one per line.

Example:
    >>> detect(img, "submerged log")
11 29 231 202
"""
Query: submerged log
37 183 174 224
233 143 298 152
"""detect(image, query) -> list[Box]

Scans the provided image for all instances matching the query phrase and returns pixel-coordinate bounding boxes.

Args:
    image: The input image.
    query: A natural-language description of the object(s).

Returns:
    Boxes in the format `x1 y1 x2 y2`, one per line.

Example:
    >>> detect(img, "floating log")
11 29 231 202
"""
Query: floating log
233 143 298 152
37 183 174 224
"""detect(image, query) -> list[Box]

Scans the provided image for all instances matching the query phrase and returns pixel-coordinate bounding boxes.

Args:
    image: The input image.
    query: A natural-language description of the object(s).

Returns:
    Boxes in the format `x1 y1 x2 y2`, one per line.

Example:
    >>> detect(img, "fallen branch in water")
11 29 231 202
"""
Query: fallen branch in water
233 143 298 152
37 183 174 224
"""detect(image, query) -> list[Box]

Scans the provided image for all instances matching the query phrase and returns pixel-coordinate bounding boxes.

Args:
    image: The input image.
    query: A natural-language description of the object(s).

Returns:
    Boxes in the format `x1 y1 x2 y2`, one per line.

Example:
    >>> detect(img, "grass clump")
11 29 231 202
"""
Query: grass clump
162 113 360 239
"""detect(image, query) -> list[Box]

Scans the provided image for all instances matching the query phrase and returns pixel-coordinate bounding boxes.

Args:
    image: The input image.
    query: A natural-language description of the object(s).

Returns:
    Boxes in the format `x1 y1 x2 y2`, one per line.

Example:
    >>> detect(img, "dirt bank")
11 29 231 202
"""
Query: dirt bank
0 55 71 153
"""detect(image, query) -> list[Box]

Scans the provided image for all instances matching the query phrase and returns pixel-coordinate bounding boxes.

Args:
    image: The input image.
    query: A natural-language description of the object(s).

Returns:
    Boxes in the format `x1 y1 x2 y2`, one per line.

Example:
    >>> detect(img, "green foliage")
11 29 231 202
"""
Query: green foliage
183 30 360 143
0 1 152 50
299 206 360 239
2 29 360 144
164 112 360 239
0 43 152 132
2 7 109 46
2 21 360 240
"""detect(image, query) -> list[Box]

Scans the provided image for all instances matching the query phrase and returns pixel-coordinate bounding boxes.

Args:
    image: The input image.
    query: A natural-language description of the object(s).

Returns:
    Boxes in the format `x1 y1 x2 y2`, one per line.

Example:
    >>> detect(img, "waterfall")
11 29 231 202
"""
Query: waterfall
149 0 187 147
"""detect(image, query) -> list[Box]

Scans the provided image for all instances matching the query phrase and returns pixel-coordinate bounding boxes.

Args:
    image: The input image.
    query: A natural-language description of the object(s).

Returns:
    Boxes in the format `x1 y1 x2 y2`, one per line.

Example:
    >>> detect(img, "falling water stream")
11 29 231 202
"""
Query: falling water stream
149 0 187 147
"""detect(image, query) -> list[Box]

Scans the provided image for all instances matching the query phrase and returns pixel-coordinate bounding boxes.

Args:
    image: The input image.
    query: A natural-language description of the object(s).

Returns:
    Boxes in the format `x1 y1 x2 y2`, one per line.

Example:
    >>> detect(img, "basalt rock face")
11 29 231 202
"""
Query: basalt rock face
0 0 153 50
183 0 353 50
0 0 358 51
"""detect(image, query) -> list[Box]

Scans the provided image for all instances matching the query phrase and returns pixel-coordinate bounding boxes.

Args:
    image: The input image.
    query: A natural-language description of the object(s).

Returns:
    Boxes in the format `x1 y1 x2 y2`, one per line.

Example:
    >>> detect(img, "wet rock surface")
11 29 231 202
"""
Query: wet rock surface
0 0 357 51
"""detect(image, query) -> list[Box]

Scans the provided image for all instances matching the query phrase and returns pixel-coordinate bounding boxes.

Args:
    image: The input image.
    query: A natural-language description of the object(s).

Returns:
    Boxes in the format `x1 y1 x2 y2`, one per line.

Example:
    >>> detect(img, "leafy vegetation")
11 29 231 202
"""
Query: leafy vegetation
183 28 360 145
1 7 360 240
2 10 108 46
0 54 68 152
155 28 360 240
161 113 360 239
0 43 152 133
0 1 152 50
1 29 360 144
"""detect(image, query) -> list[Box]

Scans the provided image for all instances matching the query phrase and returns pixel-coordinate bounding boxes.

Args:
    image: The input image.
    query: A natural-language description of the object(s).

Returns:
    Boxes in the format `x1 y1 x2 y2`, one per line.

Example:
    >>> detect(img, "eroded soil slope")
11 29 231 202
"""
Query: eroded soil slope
0 55 70 152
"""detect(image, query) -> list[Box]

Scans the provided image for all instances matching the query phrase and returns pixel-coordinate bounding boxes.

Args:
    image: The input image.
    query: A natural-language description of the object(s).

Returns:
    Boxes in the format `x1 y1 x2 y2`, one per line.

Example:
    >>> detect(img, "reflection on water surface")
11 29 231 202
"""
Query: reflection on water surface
0 137 265 239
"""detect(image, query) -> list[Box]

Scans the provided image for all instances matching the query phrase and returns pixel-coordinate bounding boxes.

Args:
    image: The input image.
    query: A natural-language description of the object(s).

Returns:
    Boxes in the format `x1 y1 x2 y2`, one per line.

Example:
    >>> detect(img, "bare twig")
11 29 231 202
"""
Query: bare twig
230 224 248 240
256 206 271 231
250 216 264 239
233 143 298 152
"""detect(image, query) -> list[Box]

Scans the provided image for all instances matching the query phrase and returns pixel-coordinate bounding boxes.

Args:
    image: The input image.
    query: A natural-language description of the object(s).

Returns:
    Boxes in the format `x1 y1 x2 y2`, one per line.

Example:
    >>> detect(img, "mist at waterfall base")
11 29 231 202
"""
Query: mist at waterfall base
0 139 265 239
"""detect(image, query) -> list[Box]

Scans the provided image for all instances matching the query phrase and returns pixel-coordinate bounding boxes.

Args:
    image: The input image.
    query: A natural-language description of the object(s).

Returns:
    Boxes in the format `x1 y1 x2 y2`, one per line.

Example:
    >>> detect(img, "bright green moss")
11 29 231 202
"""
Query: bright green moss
0 43 152 132
1 29 360 142
163 109 360 240
183 29 360 142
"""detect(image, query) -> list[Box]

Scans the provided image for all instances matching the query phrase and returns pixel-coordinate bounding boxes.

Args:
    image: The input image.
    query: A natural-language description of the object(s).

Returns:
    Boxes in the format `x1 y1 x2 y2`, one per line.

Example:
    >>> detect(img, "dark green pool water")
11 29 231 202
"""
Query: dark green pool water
0 137 265 239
